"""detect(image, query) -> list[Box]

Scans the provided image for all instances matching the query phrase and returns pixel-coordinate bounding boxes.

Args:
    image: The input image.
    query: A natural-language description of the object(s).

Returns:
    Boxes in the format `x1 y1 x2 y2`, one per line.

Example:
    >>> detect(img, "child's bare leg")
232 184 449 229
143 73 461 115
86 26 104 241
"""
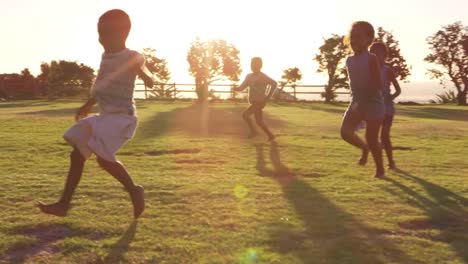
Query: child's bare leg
242 105 257 137
254 106 274 141
366 120 385 178
96 156 144 218
381 116 395 169
340 110 369 165
38 147 85 216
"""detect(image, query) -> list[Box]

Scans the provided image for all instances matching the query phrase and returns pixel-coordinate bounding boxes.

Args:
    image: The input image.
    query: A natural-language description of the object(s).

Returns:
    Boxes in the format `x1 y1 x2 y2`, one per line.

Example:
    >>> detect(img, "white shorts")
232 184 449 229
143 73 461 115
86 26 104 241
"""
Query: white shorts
63 113 138 162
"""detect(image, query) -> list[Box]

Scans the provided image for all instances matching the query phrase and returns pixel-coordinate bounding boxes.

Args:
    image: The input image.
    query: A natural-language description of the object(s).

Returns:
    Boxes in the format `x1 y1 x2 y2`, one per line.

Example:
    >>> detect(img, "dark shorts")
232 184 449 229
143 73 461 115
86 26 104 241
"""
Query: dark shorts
344 101 385 122
250 101 266 109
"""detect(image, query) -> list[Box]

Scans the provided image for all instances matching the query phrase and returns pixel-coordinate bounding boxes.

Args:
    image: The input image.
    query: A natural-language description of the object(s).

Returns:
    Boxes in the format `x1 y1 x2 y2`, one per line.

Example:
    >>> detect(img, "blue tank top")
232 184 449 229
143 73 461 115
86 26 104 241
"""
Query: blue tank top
381 65 395 115
346 50 383 105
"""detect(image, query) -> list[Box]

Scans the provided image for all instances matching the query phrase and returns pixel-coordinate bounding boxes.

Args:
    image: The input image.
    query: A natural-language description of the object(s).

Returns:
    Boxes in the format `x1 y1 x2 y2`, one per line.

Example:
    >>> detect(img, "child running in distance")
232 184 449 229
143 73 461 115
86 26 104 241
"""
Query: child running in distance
38 9 153 218
370 42 401 169
340 21 386 178
234 57 277 141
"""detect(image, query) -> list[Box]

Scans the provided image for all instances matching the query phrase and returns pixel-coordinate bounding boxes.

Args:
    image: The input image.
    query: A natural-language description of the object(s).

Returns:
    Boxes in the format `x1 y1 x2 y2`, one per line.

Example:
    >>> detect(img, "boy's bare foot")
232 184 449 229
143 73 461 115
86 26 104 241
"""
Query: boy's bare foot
37 201 69 217
388 161 396 170
358 148 369 166
374 171 385 178
131 185 145 219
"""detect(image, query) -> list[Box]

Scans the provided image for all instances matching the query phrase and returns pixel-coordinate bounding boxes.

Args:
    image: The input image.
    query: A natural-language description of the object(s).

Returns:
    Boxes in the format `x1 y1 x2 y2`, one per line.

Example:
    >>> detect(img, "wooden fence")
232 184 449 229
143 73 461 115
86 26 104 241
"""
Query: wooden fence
135 83 350 101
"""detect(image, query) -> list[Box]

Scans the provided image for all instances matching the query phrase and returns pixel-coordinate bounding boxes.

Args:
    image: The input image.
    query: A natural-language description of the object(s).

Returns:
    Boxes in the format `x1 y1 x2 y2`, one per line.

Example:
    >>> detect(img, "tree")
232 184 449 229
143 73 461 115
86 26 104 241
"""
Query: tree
37 63 50 82
425 22 468 105
280 67 302 100
375 27 411 81
142 48 172 98
315 34 349 103
44 60 95 97
20 68 34 80
37 63 50 95
187 38 241 102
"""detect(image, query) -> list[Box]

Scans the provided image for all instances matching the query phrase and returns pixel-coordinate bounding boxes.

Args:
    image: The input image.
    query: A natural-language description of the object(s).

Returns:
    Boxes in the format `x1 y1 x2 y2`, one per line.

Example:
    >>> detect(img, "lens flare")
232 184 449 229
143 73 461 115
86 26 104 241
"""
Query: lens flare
238 248 258 264
234 185 248 199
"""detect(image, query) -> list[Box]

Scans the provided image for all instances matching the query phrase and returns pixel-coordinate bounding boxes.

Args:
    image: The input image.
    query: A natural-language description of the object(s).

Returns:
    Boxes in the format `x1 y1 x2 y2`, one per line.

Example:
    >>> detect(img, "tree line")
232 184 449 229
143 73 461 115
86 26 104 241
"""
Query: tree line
3 22 467 105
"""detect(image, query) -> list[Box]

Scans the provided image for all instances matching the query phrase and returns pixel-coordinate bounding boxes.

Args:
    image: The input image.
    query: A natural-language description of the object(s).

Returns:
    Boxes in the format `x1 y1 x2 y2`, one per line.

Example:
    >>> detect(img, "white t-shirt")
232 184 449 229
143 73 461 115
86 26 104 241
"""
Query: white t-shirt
91 48 145 115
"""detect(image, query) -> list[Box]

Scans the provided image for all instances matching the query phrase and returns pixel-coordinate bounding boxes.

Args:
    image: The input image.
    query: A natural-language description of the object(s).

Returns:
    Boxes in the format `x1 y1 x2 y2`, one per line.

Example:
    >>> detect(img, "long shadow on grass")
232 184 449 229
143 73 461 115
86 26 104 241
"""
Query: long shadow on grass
271 102 346 116
0 100 54 109
136 103 285 140
102 221 137 263
255 142 414 263
384 168 468 263
395 106 468 122
16 106 99 117
274 102 468 122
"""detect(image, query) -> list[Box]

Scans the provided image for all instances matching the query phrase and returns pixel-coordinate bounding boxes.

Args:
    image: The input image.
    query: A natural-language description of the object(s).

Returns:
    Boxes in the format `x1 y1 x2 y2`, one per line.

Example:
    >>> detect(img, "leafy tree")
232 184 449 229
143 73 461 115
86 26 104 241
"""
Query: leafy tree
142 48 172 98
425 22 468 105
44 60 95 97
280 67 302 100
375 27 411 81
463 35 468 55
187 38 241 102
20 68 34 80
37 63 50 82
37 63 50 95
315 34 349 103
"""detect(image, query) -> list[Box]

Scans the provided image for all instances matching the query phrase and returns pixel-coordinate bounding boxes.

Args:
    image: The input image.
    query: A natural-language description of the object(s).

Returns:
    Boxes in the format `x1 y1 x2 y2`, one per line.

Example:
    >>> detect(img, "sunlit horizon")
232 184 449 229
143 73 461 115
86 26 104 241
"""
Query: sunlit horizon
2 0 468 85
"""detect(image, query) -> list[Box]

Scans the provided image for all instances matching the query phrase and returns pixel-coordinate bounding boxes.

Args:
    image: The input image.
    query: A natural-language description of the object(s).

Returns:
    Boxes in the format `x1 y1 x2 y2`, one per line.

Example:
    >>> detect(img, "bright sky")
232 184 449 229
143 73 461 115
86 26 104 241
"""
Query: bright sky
1 0 467 84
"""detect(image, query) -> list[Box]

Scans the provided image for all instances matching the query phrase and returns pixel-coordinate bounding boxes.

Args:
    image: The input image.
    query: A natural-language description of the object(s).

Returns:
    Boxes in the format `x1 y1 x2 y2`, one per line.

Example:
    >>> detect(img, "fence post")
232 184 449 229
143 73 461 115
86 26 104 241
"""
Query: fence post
231 84 236 100
144 84 148 99
293 84 297 101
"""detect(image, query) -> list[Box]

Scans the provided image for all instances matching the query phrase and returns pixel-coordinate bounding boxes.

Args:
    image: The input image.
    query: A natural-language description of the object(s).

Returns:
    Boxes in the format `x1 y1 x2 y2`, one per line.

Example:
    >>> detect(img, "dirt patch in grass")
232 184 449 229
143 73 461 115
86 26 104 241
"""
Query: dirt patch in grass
398 216 466 231
5 224 69 262
398 218 436 230
145 148 202 156
393 146 416 151
175 159 225 164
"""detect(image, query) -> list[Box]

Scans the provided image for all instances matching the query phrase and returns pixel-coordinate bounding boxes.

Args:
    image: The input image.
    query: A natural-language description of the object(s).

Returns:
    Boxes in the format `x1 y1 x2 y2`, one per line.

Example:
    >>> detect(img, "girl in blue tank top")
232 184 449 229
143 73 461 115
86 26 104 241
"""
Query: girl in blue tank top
370 42 401 170
340 21 385 178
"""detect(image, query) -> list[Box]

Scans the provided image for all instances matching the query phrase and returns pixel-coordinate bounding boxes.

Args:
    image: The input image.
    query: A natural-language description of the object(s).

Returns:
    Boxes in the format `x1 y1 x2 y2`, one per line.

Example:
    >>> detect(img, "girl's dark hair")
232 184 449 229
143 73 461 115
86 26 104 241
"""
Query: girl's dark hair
370 42 388 56
98 9 131 37
351 21 375 39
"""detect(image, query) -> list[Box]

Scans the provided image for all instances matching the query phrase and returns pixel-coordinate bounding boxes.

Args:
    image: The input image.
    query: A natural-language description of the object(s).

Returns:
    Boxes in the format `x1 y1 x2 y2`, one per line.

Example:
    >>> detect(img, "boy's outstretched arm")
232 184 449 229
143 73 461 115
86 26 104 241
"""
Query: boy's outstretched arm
390 69 401 100
233 75 250 92
75 97 96 121
137 66 154 88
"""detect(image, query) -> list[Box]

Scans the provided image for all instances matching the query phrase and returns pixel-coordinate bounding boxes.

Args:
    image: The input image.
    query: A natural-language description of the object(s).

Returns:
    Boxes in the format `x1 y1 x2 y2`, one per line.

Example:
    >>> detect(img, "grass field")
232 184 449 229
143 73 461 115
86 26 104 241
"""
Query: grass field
0 100 467 264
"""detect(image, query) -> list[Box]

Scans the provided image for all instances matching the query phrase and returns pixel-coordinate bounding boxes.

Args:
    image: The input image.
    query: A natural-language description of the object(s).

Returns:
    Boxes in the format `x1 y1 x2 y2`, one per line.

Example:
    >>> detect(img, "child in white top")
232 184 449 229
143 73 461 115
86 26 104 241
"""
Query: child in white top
234 57 277 141
38 9 153 218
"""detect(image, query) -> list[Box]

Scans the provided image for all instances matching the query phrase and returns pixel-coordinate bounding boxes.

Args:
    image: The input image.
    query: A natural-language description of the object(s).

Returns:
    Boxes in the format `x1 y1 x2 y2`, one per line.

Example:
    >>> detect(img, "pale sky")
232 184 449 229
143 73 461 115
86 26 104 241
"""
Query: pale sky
1 0 467 84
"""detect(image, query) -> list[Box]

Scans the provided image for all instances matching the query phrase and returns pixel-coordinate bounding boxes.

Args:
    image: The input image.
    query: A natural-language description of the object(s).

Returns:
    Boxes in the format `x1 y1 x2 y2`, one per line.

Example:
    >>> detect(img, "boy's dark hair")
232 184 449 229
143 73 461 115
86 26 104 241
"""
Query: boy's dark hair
251 57 263 69
98 9 131 38
351 21 375 41
370 42 388 56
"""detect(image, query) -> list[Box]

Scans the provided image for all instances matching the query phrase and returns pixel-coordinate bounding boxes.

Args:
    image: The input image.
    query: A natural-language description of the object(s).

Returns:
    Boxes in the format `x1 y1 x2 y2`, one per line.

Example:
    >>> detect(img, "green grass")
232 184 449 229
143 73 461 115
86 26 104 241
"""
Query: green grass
0 100 467 263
